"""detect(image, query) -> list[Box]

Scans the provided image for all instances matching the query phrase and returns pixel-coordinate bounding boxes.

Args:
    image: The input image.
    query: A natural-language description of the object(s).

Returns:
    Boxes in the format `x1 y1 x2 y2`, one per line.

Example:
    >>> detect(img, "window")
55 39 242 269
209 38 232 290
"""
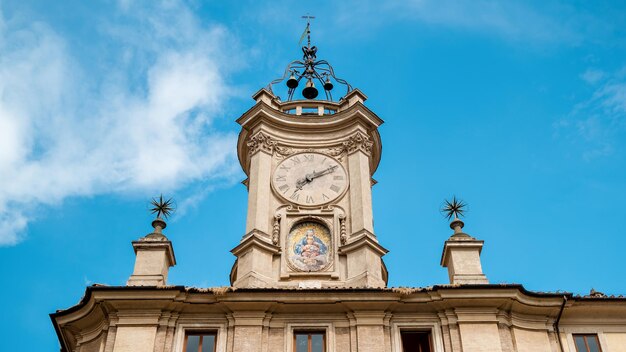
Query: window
294 331 325 352
184 332 216 352
401 331 432 352
574 334 602 352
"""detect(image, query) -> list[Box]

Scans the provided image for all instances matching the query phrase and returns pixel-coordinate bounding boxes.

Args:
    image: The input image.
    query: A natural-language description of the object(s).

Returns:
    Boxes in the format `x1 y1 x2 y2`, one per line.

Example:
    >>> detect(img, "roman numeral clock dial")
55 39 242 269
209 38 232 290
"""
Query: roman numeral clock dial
272 152 348 206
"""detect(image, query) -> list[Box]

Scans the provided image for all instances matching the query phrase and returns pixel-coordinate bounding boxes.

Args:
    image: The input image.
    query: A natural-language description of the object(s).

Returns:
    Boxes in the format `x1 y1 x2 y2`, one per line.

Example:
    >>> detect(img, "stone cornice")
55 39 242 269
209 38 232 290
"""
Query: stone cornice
131 239 177 267
52 284 626 352
231 230 281 256
338 231 389 256
236 101 383 176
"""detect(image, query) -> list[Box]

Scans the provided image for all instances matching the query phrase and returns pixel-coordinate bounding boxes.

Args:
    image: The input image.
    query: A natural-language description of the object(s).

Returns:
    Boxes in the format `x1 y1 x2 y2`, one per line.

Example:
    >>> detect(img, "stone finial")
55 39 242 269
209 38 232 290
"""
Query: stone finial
439 198 488 285
127 197 177 286
449 218 471 238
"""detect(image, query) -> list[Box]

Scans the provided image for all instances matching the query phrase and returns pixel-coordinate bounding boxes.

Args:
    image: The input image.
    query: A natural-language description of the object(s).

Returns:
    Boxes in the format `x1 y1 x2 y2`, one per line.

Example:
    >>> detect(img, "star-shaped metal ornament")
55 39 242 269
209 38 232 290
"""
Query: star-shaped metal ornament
149 195 175 219
441 196 467 220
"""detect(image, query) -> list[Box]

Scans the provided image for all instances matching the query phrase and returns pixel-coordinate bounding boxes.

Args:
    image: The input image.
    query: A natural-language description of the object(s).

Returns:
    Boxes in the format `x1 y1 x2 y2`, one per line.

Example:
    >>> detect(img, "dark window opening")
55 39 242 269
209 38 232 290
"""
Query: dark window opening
574 334 602 352
294 331 325 352
184 332 217 352
401 331 432 352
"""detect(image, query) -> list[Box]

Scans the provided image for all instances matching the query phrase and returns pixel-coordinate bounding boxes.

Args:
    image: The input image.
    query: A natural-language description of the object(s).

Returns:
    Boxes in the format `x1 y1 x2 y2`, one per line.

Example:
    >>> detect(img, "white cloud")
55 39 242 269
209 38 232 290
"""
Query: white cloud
330 0 605 45
555 67 626 160
581 68 605 85
0 2 241 245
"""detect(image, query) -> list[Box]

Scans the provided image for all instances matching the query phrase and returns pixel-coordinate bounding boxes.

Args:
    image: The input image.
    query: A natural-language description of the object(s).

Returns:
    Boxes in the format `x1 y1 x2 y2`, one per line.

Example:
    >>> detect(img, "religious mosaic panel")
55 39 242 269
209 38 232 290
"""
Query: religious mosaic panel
287 221 332 272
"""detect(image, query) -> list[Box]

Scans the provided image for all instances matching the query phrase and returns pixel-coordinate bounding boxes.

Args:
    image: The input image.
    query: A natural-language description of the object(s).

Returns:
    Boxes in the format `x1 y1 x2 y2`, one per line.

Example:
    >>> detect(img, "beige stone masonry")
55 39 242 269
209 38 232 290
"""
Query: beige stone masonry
231 89 387 289
440 219 488 285
127 218 176 287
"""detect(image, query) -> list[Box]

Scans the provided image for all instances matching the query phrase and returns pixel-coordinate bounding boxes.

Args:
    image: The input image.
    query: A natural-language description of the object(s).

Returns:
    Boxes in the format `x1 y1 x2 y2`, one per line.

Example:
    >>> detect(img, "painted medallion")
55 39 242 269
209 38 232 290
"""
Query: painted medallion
287 221 332 272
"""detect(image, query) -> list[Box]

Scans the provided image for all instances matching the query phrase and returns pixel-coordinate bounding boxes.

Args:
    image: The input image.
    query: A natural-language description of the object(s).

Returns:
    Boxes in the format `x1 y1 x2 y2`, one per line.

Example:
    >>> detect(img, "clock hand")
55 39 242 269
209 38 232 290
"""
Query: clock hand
310 165 338 179
295 174 313 190
295 165 338 190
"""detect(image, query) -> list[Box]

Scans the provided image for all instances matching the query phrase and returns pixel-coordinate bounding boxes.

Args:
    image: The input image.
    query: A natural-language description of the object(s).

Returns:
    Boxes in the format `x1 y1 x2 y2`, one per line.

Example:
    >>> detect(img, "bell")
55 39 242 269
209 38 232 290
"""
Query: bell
286 74 299 89
302 79 318 99
323 77 333 91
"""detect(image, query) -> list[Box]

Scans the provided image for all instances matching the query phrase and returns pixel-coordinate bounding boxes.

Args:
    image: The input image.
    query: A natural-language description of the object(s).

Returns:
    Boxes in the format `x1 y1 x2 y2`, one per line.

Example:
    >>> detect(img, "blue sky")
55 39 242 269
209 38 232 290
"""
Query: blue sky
1 0 626 349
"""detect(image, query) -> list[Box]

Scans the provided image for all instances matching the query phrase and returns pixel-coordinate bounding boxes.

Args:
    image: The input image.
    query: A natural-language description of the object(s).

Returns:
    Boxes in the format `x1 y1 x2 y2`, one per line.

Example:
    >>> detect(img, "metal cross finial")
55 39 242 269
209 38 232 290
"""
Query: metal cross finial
441 196 467 221
149 194 175 219
267 15 353 102
300 15 315 47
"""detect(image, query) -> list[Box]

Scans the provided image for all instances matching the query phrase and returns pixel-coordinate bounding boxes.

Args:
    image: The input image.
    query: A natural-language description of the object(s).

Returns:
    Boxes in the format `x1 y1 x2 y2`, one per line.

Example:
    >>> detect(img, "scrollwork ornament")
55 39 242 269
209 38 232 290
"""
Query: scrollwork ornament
344 131 373 155
274 145 295 158
247 131 277 155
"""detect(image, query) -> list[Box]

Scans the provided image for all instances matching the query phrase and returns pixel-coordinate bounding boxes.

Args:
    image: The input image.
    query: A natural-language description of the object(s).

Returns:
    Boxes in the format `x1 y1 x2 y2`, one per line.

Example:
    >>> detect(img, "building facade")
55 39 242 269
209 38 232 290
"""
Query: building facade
51 34 626 352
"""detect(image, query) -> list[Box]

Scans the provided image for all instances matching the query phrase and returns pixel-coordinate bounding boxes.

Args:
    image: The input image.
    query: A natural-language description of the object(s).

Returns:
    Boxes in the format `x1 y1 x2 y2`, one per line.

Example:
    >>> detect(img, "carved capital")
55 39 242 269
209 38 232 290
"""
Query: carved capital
247 131 277 155
343 131 373 155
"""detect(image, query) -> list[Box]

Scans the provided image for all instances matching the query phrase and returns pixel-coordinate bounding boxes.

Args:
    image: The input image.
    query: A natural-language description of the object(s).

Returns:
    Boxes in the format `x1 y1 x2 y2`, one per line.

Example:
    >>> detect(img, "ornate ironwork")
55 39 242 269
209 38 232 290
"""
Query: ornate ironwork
149 194 175 219
441 196 467 220
267 16 353 102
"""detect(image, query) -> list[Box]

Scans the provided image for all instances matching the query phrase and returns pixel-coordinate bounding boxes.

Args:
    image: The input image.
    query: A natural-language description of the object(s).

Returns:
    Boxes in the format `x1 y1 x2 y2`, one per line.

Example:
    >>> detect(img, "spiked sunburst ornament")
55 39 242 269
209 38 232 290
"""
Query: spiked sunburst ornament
149 195 175 220
441 196 467 221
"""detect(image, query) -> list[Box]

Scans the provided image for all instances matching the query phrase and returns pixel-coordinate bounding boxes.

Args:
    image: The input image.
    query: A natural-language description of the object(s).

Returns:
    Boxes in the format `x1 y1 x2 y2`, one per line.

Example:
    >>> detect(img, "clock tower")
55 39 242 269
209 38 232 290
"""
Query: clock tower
230 31 388 289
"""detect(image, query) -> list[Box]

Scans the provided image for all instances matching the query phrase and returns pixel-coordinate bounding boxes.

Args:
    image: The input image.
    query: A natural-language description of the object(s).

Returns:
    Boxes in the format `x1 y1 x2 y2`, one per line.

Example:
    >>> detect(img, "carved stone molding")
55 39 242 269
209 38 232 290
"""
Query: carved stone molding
274 145 295 157
248 131 373 161
343 131 373 155
272 215 281 245
321 131 374 159
339 214 347 245
247 131 277 155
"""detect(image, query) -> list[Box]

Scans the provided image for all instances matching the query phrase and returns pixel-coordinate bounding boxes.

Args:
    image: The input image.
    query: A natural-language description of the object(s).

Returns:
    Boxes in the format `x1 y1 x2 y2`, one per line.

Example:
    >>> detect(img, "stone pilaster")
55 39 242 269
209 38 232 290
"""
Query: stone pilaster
346 131 375 237
231 312 267 352
353 312 387 352
245 131 275 236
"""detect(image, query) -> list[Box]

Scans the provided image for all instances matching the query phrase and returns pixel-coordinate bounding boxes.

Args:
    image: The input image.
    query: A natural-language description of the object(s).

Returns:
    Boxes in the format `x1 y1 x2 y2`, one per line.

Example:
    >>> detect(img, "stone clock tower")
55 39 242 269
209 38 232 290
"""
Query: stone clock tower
230 37 388 289
51 25 626 352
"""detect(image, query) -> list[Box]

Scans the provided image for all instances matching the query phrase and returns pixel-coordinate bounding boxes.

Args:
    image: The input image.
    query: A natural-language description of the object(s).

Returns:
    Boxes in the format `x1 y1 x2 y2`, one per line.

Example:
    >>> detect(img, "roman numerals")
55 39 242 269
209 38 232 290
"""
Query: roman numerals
278 184 290 194
273 153 347 206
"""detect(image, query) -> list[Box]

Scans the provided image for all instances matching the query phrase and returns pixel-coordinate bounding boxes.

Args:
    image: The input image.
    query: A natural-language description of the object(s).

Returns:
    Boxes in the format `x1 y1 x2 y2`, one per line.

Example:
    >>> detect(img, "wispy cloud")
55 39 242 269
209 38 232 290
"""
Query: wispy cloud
0 2 241 245
556 67 626 160
330 0 609 45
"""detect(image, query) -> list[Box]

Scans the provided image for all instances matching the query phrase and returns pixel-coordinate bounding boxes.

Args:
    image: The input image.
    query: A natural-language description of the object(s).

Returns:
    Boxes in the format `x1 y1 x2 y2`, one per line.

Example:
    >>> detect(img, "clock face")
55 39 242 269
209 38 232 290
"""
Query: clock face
272 152 348 206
